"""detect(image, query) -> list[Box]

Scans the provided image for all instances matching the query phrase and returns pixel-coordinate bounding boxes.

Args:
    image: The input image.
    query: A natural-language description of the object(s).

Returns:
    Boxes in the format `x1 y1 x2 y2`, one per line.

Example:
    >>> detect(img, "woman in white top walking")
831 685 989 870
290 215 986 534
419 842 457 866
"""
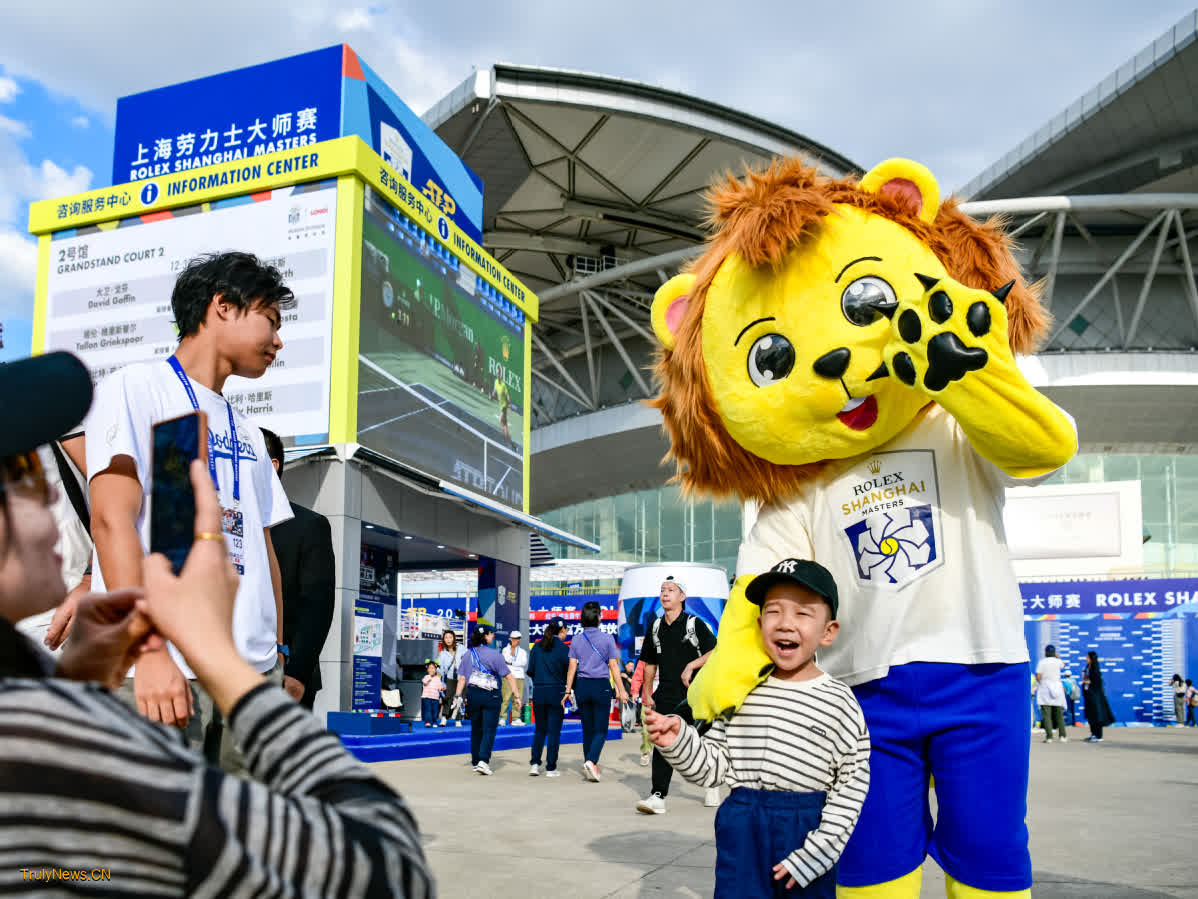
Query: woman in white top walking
1036 645 1068 743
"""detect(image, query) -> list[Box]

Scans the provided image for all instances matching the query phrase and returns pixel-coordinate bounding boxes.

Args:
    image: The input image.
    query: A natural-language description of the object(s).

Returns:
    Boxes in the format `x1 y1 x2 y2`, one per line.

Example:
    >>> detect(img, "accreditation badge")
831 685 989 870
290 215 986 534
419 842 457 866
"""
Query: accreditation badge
221 502 246 575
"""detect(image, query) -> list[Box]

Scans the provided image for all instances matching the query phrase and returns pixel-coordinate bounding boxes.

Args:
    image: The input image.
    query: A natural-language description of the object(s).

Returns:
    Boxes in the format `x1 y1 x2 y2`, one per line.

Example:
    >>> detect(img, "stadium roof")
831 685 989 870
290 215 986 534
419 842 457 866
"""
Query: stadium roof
425 63 858 320
963 10 1198 199
424 64 860 428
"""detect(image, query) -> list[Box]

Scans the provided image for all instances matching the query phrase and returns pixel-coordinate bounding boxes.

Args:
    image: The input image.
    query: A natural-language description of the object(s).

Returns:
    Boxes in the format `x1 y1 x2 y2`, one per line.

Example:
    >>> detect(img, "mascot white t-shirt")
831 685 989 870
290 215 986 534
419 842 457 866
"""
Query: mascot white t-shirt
739 404 1067 686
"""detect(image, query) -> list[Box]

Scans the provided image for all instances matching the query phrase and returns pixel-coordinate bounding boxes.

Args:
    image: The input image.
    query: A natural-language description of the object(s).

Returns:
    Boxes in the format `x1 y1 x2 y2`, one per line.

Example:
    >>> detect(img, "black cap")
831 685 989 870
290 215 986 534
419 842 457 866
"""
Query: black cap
0 352 93 457
549 616 566 631
745 559 839 619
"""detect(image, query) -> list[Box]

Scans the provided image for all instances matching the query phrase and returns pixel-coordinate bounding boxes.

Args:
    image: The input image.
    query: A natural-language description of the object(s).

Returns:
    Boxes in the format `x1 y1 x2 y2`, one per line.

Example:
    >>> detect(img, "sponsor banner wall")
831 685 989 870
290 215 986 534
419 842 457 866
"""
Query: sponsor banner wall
1025 610 1198 725
1019 578 1198 616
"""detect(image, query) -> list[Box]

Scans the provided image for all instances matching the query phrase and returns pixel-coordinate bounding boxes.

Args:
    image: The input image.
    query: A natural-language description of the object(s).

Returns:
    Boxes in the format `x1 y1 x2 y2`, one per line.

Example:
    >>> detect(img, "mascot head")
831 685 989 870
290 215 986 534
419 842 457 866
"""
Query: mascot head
650 158 1049 503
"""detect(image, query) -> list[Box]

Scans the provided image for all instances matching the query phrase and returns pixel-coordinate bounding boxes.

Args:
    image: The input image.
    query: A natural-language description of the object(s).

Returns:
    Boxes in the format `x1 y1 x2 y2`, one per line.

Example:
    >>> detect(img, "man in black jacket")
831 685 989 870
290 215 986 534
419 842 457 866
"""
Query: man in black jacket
261 429 336 709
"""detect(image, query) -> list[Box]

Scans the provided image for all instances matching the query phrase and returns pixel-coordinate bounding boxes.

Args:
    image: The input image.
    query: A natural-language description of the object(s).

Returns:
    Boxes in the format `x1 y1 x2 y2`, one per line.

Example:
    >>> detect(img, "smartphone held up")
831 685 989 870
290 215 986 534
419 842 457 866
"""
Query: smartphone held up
150 411 208 574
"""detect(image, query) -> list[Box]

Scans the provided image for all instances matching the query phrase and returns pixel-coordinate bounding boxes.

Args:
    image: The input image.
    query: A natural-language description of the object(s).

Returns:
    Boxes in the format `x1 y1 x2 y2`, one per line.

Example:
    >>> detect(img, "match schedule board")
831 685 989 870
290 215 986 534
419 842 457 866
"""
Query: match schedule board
42 182 338 444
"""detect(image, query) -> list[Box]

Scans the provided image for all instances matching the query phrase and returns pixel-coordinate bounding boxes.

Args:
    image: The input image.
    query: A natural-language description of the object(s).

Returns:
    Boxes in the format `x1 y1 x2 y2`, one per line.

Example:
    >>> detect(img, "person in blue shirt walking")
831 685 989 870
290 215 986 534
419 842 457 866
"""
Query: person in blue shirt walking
527 617 570 777
563 602 629 782
454 624 518 775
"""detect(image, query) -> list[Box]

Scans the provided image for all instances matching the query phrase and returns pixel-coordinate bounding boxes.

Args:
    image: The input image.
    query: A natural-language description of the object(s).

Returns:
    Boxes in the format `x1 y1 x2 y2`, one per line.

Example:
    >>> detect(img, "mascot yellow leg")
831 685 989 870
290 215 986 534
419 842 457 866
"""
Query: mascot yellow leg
837 870 1030 899
944 875 1030 899
837 867 921 899
687 575 772 720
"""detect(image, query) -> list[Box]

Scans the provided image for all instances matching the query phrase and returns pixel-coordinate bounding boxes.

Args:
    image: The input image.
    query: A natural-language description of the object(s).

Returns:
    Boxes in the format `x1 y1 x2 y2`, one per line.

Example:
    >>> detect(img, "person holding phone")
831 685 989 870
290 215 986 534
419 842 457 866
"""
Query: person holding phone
81 252 295 772
563 601 629 782
0 351 433 894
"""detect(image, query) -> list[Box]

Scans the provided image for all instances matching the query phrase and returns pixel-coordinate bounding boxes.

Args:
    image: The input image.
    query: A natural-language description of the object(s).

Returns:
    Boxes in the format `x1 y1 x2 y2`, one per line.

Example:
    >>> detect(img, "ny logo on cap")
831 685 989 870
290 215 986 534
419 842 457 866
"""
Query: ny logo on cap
775 560 798 574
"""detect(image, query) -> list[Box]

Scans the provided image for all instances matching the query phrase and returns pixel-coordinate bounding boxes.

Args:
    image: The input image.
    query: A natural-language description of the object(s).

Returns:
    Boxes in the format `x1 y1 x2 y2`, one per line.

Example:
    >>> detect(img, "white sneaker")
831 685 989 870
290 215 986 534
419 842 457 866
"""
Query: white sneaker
546 770 561 778
1058 735 1067 743
704 787 721 807
640 754 650 767
439 717 447 726
583 761 601 782
636 793 666 815
498 720 508 726
455 720 462 727
475 761 493 775
529 764 541 776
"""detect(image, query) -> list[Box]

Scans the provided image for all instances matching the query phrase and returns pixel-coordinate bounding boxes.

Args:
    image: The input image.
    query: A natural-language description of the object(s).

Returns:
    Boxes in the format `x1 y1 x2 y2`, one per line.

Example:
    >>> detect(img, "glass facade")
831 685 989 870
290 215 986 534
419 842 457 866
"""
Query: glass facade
1043 453 1198 572
541 484 743 577
542 454 1198 576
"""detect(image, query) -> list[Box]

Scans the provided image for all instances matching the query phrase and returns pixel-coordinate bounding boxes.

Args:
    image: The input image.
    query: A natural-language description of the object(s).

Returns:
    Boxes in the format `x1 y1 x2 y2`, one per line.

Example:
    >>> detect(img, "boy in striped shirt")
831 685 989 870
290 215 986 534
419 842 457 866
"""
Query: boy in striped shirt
646 559 870 897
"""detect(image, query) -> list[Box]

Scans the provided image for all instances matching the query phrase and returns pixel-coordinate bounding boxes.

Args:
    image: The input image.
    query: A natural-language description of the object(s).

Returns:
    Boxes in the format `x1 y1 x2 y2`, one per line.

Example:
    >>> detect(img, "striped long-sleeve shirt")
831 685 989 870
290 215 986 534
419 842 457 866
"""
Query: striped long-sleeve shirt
0 677 433 897
660 673 869 887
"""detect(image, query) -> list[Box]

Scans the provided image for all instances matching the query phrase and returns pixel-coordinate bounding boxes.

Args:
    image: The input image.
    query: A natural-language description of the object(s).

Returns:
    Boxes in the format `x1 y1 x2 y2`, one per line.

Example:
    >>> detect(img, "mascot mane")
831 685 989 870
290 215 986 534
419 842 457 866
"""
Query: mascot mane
650 157 1050 504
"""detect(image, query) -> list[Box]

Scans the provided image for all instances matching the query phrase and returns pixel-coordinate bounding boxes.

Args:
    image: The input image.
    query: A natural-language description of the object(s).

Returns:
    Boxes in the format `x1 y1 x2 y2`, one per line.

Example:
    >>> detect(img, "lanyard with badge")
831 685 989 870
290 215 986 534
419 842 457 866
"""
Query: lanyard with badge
167 355 240 500
167 355 245 572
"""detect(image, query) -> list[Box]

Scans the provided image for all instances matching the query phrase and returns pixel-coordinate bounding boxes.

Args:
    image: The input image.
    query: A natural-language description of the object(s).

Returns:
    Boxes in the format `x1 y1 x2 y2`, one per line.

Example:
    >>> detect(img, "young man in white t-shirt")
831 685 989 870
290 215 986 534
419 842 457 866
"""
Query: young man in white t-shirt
82 251 295 772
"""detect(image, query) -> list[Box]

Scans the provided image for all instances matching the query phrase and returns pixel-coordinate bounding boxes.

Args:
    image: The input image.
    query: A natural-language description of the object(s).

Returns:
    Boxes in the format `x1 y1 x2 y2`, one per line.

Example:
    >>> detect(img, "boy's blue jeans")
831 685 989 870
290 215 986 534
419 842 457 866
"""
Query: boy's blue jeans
714 787 834 897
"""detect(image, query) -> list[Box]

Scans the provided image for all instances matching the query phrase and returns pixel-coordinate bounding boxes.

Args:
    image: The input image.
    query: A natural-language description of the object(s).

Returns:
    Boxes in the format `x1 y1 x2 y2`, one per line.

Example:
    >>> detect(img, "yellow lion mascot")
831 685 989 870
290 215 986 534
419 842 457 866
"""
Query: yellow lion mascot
650 158 1076 898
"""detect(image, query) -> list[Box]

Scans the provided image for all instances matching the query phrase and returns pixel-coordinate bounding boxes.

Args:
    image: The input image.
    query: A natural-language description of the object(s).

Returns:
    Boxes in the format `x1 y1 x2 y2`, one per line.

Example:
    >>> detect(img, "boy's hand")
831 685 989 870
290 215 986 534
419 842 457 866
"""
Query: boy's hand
643 709 681 749
772 863 797 890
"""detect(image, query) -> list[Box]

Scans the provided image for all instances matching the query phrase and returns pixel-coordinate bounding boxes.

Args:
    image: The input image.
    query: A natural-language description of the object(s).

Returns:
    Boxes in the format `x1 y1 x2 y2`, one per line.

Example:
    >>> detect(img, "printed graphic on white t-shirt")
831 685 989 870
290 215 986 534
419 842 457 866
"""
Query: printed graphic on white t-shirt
739 405 1073 685
832 450 943 587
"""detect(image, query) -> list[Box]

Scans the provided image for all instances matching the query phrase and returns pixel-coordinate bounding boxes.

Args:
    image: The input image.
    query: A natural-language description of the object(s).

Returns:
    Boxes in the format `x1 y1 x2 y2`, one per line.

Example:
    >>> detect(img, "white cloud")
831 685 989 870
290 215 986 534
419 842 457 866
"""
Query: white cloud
0 230 36 301
33 159 92 199
0 1 1192 192
0 75 17 103
0 136 93 324
0 114 30 138
335 8 372 31
71 115 88 129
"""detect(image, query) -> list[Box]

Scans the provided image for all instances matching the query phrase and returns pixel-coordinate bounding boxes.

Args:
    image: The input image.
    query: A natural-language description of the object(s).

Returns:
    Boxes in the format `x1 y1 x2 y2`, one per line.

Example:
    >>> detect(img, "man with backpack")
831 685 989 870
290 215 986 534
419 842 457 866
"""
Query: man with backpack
635 575 717 815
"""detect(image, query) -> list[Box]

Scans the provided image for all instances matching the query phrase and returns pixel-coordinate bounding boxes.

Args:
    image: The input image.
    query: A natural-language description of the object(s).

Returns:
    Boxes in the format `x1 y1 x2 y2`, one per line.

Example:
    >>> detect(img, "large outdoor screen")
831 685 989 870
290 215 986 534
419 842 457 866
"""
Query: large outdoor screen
41 180 338 444
357 187 526 508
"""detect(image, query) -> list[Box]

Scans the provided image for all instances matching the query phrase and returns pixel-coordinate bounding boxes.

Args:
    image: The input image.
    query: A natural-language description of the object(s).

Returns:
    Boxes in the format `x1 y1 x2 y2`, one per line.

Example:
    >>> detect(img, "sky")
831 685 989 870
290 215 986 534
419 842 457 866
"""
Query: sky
1 0 1194 361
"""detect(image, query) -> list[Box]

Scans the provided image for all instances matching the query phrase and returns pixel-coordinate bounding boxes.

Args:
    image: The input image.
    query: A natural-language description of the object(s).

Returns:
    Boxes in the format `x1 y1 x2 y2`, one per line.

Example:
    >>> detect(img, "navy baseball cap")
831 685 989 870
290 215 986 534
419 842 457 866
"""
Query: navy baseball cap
0 352 92 457
745 559 839 619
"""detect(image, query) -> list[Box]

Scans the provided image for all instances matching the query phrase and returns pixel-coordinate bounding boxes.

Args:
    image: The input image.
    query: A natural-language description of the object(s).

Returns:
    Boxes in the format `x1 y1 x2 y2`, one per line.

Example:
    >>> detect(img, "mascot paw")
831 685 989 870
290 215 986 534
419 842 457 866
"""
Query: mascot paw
885 274 1013 394
688 575 773 721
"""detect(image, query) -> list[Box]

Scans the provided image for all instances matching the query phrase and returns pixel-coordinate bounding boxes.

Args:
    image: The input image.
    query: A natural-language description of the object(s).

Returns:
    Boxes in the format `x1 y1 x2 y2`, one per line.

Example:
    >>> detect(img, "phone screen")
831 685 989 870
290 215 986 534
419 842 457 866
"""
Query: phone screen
150 411 208 575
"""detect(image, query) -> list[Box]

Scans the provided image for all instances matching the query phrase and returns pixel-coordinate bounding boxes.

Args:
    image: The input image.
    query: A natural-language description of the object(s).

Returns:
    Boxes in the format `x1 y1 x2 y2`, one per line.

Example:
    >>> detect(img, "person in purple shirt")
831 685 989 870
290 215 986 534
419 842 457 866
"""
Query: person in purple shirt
563 601 629 782
454 623 518 775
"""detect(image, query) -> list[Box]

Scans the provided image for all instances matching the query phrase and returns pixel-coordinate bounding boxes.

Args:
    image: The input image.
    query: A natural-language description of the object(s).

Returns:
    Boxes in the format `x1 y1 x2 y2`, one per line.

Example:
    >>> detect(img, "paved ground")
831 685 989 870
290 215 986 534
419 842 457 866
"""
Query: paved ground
370 724 1198 898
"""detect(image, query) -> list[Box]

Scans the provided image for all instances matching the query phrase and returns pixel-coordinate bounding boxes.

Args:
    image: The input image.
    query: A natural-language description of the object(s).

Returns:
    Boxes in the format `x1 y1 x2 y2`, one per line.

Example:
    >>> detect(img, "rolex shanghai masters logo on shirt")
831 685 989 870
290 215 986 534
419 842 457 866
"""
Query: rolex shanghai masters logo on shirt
834 451 943 587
